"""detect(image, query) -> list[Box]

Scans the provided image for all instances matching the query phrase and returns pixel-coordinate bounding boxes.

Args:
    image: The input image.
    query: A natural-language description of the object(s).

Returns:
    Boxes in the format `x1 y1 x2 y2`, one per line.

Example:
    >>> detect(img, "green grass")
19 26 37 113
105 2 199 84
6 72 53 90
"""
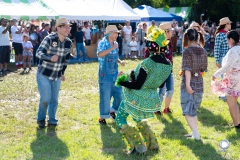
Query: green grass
0 55 240 160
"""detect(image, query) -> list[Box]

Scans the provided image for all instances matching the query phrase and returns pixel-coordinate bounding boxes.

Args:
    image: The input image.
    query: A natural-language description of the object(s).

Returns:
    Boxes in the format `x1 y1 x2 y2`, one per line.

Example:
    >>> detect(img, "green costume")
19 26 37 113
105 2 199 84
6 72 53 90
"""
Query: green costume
122 58 172 121
115 28 172 154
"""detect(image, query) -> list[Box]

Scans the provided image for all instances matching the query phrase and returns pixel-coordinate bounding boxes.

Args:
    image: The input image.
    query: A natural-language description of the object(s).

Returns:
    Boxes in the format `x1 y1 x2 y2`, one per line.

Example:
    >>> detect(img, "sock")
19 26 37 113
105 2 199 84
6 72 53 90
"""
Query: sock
16 62 19 65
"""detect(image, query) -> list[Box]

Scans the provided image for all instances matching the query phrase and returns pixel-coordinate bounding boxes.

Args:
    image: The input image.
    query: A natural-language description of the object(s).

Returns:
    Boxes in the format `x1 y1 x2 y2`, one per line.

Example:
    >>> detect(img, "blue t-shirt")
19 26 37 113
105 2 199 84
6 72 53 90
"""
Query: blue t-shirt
74 31 84 43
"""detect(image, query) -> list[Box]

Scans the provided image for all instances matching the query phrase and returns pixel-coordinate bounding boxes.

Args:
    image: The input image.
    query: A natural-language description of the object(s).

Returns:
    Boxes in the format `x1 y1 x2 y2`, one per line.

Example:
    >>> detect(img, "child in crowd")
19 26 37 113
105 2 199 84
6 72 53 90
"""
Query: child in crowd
129 36 137 58
181 28 208 140
22 34 33 71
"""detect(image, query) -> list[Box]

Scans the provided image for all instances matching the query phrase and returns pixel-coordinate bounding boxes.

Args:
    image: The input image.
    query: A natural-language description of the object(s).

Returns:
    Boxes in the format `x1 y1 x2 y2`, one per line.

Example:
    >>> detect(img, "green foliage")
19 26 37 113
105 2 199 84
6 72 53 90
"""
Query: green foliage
124 0 240 25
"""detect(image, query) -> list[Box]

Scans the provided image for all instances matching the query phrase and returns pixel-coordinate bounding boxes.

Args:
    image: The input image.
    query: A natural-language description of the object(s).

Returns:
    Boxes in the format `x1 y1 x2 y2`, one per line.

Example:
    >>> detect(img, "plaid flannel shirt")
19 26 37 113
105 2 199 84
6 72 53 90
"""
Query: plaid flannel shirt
181 46 208 93
97 37 119 70
36 33 72 81
214 32 230 64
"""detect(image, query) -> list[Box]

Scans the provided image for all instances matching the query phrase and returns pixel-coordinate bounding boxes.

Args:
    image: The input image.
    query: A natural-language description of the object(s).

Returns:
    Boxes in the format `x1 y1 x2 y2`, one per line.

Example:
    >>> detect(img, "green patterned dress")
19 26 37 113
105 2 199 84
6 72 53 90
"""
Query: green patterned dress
122 58 172 120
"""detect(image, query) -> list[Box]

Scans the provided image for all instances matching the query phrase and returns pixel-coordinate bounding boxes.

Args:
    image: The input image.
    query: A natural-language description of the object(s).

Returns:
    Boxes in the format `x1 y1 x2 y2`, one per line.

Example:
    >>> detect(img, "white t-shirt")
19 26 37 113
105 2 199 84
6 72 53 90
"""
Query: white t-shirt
129 41 137 51
82 27 91 40
123 26 132 35
0 26 10 46
11 25 23 43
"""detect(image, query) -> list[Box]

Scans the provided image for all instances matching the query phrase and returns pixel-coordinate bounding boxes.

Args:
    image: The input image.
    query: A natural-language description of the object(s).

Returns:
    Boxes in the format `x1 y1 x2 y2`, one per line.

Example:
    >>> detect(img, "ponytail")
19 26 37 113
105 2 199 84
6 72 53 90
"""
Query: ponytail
198 32 205 47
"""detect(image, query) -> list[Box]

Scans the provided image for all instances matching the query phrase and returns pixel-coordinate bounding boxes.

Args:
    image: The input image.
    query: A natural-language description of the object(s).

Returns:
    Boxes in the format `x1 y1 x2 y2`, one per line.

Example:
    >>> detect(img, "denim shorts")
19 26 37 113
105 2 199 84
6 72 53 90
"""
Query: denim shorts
180 89 203 116
159 73 174 99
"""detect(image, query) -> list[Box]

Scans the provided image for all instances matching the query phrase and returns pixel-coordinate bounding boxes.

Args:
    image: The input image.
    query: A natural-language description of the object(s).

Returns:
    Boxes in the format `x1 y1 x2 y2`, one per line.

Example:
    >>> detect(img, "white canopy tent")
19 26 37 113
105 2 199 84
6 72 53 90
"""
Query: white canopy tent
41 0 140 20
0 0 58 20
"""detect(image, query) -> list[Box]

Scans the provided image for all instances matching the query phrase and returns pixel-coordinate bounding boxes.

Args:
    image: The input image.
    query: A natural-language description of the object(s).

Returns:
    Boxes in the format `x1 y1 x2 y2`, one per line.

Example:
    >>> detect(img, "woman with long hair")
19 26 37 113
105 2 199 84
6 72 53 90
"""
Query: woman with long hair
181 28 208 140
214 17 232 101
212 30 240 128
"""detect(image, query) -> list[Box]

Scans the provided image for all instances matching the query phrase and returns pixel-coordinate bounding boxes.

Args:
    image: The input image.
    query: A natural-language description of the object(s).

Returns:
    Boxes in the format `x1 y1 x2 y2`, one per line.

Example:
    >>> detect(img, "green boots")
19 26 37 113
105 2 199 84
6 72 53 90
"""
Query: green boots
121 121 159 154
137 121 159 150
121 124 147 154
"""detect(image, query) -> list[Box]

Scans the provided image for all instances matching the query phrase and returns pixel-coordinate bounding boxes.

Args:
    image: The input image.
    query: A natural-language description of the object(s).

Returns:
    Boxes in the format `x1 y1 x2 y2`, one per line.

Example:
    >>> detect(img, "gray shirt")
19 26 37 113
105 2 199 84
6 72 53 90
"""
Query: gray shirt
136 29 146 41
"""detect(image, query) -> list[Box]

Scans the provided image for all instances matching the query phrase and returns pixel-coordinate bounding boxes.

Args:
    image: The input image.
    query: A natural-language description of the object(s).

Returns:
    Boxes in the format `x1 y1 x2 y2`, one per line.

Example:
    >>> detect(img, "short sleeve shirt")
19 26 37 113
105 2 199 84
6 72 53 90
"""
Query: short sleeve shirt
97 37 119 70
82 27 91 40
74 31 84 43
11 25 23 43
123 26 132 35
0 26 10 46
181 46 208 93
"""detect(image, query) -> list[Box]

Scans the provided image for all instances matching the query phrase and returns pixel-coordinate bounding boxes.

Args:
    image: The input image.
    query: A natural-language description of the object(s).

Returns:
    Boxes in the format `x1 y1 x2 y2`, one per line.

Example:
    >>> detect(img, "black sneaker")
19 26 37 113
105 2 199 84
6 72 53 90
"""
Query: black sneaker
154 111 162 115
110 112 116 120
37 120 46 129
4 69 11 74
47 123 58 127
99 119 106 125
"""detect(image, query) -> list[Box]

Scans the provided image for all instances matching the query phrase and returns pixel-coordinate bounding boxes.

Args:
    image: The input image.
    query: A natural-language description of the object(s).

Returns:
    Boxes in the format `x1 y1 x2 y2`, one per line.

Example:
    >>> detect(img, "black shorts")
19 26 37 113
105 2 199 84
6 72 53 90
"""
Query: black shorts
12 42 23 55
0 46 11 64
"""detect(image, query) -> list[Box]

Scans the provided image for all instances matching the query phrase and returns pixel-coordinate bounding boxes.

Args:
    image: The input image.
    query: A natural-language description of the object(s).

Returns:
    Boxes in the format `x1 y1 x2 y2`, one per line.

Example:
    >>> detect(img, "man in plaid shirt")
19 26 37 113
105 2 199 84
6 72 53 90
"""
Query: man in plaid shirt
36 18 72 129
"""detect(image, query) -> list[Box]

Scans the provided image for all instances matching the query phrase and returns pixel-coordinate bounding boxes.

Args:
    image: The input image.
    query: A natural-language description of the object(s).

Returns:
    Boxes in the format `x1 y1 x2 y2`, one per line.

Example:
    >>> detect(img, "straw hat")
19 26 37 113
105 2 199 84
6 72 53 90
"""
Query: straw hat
219 17 232 26
159 22 173 31
55 17 71 27
105 25 120 34
189 22 200 28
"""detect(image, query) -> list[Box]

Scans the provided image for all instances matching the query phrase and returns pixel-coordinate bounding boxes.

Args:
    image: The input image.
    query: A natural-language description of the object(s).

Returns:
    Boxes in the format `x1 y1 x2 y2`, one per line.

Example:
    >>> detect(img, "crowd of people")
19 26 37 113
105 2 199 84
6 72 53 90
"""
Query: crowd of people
95 16 240 154
1 15 240 155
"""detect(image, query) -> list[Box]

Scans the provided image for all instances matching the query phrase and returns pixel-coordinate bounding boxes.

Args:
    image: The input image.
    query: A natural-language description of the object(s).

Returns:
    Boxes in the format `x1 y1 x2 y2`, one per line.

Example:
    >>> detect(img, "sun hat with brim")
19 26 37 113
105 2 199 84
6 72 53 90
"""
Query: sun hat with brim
12 18 18 22
189 22 200 28
55 17 72 27
159 22 174 31
105 25 120 34
144 28 169 51
219 17 232 26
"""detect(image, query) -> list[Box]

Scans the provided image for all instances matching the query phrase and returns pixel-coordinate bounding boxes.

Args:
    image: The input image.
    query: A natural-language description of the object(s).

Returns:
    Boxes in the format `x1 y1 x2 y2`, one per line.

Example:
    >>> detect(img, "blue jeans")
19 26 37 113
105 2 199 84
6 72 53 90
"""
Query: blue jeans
33 44 39 65
99 80 122 118
76 43 86 60
36 71 61 124
159 73 174 102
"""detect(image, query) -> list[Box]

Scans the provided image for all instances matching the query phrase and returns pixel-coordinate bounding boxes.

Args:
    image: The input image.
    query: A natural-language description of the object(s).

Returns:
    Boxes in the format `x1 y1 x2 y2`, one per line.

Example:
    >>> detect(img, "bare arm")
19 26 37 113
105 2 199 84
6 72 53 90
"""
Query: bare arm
185 70 194 94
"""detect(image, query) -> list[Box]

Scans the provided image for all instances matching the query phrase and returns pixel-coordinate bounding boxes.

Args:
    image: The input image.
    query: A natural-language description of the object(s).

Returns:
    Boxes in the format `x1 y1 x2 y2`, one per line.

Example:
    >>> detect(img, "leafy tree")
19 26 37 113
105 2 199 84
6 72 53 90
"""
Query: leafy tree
124 0 240 26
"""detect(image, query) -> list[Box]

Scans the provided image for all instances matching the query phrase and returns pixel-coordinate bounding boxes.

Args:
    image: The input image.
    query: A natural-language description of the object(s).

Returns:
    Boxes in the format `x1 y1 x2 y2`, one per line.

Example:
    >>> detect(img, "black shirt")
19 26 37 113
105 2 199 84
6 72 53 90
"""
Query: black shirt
74 31 84 43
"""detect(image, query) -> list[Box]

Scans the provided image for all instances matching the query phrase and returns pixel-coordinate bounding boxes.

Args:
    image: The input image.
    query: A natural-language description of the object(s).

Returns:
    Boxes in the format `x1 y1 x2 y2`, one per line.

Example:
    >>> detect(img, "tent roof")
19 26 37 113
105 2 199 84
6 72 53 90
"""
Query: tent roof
158 7 192 19
0 0 58 20
133 5 182 21
42 0 140 20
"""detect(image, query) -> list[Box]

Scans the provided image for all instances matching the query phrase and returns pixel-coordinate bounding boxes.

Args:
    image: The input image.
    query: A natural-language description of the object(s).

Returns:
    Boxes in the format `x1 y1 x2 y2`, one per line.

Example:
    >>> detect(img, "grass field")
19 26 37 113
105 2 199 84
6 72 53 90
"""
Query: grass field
0 55 240 160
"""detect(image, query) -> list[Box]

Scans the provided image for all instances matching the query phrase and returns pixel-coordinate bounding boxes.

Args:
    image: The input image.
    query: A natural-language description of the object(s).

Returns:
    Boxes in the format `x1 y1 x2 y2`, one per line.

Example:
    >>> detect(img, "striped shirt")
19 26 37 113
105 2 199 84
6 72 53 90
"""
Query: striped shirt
214 32 230 64
181 46 208 93
36 33 72 81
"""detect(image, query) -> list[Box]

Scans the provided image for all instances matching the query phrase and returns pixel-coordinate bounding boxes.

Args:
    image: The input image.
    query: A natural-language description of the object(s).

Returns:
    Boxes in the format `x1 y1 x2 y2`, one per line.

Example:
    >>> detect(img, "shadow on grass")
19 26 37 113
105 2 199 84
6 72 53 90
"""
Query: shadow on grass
30 128 69 160
100 122 159 160
158 114 226 160
198 108 230 132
